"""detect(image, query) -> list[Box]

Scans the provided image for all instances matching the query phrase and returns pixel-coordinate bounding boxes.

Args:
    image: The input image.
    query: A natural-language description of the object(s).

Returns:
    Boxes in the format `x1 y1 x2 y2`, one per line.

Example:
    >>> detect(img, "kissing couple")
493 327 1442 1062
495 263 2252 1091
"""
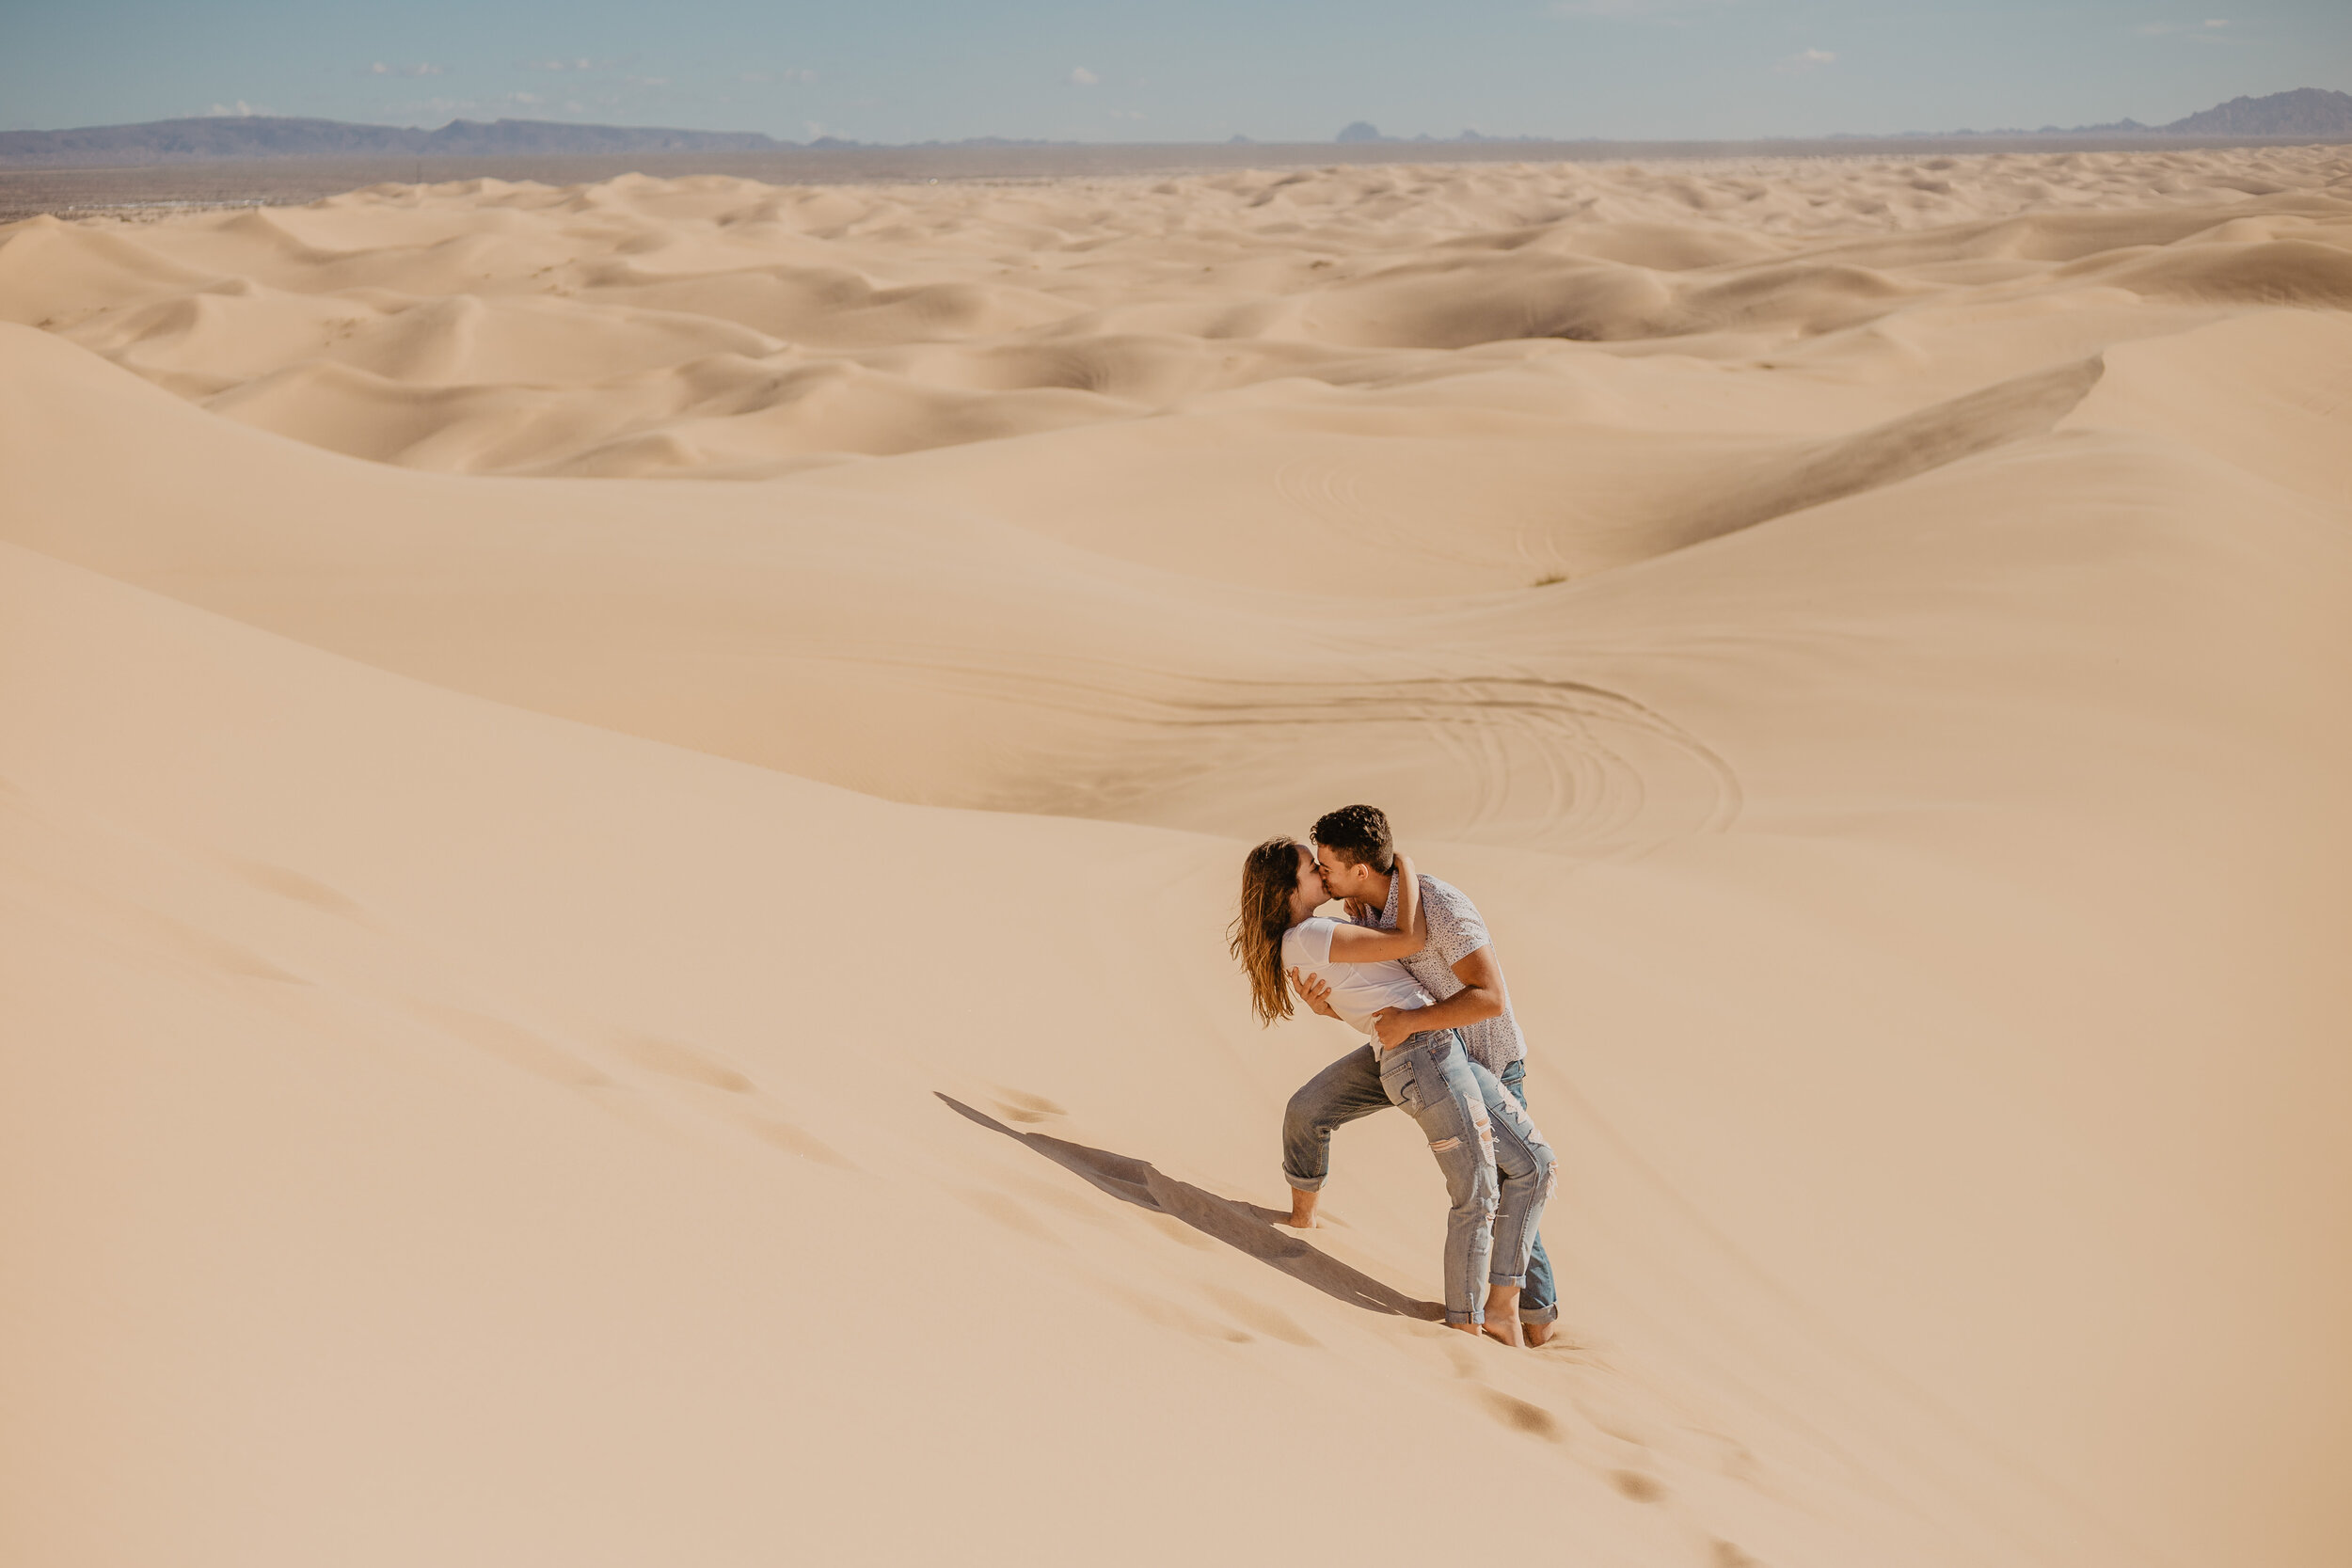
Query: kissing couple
1231 804 1560 1348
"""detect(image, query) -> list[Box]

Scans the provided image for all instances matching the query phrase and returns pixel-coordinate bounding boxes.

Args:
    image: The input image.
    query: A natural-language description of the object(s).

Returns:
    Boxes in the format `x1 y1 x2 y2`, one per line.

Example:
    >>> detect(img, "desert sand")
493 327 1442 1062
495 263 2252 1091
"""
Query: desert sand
3 143 2349 1567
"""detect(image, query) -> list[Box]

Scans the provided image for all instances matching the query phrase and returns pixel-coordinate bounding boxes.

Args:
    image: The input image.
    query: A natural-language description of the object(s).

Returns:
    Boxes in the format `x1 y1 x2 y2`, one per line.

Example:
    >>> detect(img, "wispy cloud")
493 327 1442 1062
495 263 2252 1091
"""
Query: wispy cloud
526 57 597 72
386 90 586 120
205 100 269 117
1776 47 1836 72
1070 65 1100 86
739 68 818 85
2134 17 2232 36
1548 0 1737 20
366 61 448 77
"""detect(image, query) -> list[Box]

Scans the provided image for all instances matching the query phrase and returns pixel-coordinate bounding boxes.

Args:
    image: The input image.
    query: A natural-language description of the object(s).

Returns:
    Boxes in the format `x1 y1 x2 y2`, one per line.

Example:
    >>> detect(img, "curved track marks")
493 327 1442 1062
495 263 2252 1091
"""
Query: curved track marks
826 653 1743 851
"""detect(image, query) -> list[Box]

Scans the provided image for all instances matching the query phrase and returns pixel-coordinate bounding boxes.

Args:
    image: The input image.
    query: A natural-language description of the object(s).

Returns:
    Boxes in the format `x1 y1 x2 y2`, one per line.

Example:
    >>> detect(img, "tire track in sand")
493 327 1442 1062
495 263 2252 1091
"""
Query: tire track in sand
823 652 1742 850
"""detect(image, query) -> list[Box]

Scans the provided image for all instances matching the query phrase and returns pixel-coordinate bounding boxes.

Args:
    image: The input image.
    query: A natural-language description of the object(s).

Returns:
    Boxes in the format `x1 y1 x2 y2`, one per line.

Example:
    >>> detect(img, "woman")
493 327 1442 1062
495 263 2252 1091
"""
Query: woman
1231 836 1554 1345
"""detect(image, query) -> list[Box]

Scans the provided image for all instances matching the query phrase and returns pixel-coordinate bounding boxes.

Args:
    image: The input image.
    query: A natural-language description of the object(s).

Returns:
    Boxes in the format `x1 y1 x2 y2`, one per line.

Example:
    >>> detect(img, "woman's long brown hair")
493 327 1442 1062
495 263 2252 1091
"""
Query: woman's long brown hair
1231 836 1306 1025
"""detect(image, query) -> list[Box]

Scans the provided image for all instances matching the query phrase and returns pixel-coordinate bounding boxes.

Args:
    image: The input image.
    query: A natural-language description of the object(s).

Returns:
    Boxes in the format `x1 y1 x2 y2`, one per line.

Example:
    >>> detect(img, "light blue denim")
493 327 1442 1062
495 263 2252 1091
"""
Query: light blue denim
1283 1044 1560 1323
1378 1029 1557 1326
1495 1058 1559 1323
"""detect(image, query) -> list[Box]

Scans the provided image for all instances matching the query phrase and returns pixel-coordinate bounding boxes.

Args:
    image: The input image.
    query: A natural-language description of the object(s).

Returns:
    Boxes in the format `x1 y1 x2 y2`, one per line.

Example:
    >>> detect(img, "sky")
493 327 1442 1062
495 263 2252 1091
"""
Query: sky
4 0 2348 143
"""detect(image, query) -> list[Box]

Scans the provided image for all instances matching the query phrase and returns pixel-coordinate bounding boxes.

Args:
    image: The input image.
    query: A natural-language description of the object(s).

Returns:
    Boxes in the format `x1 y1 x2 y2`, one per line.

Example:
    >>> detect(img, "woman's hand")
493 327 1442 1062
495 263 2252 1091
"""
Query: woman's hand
1392 851 1425 948
1372 1006 1420 1049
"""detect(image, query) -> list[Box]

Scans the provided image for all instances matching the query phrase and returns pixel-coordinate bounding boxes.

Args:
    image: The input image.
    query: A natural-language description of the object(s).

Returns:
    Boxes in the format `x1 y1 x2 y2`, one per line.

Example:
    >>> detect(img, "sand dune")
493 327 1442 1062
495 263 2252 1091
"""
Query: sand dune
3 144 2349 1568
4 144 2345 484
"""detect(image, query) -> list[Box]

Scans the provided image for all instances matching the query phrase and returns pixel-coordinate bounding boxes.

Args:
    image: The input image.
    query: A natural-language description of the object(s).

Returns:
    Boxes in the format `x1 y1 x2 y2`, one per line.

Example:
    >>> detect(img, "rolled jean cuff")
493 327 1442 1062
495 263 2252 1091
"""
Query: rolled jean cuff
1282 1171 1327 1194
1488 1271 1528 1289
1518 1301 1560 1325
1444 1307 1485 1326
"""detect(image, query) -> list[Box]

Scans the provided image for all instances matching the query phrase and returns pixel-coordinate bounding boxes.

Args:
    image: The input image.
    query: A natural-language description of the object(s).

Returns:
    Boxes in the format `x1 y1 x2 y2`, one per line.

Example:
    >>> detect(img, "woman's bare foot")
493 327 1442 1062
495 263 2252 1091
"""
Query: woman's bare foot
1523 1320 1556 1348
1279 1187 1322 1229
1481 1284 1524 1346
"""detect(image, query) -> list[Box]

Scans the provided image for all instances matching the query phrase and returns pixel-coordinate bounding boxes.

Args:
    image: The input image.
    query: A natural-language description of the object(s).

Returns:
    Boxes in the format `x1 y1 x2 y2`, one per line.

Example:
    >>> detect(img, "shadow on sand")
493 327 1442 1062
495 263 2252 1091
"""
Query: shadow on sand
938 1093 1441 1321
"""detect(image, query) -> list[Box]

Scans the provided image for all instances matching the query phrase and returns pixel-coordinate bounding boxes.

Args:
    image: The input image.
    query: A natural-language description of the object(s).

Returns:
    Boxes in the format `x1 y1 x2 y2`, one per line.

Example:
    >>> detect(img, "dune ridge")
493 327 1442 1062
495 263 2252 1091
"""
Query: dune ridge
3 145 2349 1568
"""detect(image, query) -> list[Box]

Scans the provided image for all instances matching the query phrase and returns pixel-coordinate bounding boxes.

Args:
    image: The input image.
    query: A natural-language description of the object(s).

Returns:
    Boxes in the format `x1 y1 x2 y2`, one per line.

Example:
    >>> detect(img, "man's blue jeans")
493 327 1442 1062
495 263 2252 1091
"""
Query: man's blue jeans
1282 1044 1560 1324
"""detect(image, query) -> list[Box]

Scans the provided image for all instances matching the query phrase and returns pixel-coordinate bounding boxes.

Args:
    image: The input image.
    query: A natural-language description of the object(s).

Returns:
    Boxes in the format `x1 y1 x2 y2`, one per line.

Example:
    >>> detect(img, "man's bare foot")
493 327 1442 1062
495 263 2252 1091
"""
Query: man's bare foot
1523 1320 1556 1348
1447 1320 1483 1338
1281 1187 1321 1229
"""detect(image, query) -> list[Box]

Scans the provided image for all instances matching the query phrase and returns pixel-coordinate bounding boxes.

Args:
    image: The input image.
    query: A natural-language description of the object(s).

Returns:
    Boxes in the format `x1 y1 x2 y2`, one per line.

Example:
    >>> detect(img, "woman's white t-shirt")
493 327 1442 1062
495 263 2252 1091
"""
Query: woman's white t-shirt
1280 916 1436 1039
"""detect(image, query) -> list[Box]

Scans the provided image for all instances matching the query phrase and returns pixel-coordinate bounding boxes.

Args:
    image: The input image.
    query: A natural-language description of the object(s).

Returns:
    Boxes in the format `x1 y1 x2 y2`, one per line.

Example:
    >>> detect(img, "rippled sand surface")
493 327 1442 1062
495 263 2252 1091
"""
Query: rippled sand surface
3 144 2348 1568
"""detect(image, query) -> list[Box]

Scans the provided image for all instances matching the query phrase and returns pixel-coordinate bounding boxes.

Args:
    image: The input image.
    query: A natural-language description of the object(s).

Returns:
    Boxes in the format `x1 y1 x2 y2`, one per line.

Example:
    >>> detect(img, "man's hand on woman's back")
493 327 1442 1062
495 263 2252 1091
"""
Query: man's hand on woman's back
1287 966 1341 1021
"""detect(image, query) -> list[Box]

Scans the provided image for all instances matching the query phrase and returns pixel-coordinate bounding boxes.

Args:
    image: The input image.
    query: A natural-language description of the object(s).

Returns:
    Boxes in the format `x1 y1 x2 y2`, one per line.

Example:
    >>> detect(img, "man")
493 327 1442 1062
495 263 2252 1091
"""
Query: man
1280 803 1560 1345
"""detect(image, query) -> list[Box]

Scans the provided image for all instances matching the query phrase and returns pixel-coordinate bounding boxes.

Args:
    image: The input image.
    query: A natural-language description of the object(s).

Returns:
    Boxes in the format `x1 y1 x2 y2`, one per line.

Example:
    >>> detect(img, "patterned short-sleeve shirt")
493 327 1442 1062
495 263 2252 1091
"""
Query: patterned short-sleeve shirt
1352 873 1527 1072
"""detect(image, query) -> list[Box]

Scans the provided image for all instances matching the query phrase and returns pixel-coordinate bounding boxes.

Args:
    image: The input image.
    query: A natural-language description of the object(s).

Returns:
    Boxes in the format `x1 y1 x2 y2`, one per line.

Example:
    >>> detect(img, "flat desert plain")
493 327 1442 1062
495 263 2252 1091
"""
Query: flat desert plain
3 144 2349 1567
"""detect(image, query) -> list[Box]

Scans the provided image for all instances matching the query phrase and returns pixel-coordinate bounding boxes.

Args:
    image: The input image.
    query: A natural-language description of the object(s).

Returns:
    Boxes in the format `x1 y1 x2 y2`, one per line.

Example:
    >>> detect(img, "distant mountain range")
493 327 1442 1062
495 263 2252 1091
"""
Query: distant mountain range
0 115 1123 166
1873 87 2352 140
1335 89 2352 145
0 117 790 166
1 87 2345 168
2150 87 2352 135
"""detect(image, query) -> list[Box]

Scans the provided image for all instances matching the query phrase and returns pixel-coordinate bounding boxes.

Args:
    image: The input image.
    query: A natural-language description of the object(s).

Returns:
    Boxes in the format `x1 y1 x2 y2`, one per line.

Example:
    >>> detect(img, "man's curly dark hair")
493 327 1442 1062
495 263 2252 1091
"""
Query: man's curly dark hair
1310 803 1393 875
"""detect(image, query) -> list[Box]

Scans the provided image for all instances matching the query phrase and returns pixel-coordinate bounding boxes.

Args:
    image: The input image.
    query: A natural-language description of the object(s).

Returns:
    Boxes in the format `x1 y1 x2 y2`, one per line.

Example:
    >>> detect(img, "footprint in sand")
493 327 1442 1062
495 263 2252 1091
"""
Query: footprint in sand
603 1032 856 1170
410 1002 608 1087
1200 1283 1319 1347
218 855 367 918
143 911 311 987
741 1115 857 1170
1478 1388 1565 1442
1115 1287 1254 1345
954 1186 1064 1243
991 1086 1067 1124
617 1033 755 1094
1575 1392 1664 1449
